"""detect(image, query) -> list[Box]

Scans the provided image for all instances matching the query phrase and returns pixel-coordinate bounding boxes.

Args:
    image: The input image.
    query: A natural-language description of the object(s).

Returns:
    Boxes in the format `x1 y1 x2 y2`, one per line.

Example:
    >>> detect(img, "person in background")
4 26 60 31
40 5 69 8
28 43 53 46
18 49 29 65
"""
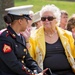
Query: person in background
29 10 34 19
71 14 75 17
28 4 75 75
32 11 42 29
59 10 68 29
0 5 48 75
25 10 34 37
67 14 75 39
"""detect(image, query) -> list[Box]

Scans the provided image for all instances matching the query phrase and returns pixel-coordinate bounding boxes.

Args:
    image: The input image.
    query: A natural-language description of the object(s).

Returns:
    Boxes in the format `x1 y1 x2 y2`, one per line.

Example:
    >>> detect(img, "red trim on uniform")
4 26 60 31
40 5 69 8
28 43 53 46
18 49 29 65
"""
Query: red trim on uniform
8 30 16 38
22 65 32 75
22 65 25 70
6 34 9 37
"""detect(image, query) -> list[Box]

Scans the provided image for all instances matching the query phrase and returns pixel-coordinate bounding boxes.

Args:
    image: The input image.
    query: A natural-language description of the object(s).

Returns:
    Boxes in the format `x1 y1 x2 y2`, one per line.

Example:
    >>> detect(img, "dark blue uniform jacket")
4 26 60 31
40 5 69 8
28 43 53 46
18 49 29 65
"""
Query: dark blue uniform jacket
0 26 42 75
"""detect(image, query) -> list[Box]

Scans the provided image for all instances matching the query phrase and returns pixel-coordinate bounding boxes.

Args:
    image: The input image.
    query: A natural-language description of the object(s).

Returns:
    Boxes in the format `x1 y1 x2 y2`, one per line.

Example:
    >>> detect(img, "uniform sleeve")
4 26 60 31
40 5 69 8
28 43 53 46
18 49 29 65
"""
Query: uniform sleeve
24 50 42 73
0 39 35 75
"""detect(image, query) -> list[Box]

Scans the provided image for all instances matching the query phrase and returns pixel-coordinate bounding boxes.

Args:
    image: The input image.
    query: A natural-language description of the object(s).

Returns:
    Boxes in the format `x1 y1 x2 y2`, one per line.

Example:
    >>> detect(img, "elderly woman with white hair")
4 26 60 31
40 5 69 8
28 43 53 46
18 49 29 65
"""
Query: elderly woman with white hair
28 4 75 75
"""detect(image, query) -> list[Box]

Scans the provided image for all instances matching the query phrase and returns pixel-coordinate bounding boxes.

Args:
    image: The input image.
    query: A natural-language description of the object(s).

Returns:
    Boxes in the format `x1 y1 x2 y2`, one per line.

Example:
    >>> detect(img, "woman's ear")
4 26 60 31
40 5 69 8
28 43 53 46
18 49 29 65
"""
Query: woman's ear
18 19 23 25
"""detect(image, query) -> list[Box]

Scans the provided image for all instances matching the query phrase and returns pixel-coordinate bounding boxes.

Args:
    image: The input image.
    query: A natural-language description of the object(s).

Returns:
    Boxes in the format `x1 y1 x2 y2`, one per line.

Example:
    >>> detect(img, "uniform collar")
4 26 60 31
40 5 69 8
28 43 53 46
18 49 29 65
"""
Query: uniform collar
7 26 25 46
7 26 17 38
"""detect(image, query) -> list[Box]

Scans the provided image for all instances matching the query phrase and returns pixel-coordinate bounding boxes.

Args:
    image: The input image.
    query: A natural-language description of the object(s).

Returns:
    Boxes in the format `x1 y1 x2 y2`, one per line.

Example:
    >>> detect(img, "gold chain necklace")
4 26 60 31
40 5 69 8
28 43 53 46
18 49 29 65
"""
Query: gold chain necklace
45 31 57 38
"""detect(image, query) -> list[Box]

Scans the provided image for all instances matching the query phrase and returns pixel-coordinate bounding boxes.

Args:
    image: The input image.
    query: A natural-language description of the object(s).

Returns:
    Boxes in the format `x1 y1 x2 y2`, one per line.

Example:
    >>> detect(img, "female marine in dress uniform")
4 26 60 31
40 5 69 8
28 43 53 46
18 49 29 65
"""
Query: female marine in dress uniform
0 5 47 75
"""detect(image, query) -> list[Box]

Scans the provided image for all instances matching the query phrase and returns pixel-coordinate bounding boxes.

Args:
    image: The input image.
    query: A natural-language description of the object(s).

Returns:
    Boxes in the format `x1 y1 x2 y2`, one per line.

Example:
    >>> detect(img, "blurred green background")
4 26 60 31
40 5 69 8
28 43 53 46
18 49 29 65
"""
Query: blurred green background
14 0 75 17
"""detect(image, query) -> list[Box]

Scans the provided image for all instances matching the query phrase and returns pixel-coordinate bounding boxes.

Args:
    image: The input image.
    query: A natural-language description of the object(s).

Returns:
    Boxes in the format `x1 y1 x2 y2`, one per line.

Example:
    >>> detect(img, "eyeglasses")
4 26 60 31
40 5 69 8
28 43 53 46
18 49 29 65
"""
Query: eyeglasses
41 16 56 21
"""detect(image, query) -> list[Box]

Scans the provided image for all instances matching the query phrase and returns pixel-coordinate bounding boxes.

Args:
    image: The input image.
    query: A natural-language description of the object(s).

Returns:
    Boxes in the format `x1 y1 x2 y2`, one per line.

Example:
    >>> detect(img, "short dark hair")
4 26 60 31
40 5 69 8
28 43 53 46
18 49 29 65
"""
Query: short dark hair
67 17 75 31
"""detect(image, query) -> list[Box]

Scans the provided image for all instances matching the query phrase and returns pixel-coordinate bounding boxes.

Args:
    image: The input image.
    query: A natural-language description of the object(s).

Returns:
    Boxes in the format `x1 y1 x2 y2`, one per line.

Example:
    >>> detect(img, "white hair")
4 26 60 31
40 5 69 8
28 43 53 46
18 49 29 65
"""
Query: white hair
40 4 61 25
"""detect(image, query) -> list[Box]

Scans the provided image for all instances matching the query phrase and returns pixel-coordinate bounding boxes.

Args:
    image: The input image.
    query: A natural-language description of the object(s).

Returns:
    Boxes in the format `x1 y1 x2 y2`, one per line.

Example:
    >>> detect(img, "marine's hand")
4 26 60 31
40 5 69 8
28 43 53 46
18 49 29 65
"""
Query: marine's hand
35 68 48 75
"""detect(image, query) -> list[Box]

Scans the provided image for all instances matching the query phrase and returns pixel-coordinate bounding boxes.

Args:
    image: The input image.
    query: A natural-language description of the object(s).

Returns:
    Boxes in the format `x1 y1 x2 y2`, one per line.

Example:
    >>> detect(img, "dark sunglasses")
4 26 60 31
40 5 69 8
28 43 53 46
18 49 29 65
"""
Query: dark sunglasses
41 16 56 21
